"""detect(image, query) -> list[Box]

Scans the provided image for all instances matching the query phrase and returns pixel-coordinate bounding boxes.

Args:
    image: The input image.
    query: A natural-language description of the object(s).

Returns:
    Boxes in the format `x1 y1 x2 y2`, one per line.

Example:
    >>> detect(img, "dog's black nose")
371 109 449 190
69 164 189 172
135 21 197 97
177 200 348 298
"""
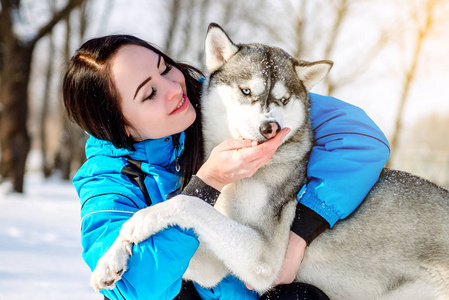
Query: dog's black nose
260 121 281 140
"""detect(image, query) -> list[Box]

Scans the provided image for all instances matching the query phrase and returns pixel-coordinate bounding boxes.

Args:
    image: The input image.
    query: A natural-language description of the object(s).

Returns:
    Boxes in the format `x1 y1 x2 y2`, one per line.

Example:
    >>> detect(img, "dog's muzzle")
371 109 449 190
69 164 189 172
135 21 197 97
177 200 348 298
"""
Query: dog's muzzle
259 121 281 140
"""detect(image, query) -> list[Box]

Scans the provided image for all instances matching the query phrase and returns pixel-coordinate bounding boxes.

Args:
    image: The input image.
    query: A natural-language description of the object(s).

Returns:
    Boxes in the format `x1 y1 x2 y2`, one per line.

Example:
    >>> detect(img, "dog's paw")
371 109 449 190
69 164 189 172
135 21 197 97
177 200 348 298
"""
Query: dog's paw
90 239 133 291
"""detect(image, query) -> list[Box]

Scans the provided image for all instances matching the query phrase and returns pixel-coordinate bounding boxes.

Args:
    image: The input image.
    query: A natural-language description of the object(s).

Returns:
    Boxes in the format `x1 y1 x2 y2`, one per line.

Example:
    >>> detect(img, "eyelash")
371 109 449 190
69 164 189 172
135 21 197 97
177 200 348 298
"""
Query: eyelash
144 89 157 101
143 64 173 101
162 64 173 75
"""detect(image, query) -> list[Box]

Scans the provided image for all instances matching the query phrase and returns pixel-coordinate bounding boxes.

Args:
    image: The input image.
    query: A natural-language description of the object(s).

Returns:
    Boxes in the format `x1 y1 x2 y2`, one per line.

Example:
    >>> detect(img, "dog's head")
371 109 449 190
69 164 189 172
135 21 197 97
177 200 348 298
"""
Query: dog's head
203 23 332 143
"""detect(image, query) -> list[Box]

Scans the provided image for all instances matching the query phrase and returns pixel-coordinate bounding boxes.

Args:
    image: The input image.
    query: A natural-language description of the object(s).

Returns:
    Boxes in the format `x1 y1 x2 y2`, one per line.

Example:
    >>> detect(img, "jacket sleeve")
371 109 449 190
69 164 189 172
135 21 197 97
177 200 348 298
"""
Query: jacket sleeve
292 93 390 239
80 192 200 300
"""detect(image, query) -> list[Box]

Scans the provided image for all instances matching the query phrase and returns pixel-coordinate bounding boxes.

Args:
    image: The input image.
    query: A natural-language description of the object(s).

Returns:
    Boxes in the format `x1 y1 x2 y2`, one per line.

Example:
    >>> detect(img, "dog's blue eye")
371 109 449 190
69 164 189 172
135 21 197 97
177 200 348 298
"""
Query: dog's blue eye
241 88 251 96
280 97 288 104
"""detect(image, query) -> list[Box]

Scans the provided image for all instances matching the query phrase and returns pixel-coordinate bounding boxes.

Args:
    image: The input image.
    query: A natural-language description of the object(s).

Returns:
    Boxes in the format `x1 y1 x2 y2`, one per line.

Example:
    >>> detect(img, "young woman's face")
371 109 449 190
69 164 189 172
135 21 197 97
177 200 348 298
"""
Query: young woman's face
112 45 196 141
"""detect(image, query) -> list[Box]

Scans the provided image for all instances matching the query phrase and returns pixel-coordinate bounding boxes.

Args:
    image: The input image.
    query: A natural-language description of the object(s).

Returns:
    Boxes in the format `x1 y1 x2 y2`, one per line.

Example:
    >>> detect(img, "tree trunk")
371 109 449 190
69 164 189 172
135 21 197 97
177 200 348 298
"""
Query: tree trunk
54 7 88 180
40 34 56 178
0 43 33 192
0 0 84 192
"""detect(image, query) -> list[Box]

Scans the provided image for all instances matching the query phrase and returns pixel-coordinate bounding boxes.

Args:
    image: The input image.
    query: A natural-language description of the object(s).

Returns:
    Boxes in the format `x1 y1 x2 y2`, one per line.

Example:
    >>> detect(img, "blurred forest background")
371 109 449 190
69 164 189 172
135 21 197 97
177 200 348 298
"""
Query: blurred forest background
1 0 449 194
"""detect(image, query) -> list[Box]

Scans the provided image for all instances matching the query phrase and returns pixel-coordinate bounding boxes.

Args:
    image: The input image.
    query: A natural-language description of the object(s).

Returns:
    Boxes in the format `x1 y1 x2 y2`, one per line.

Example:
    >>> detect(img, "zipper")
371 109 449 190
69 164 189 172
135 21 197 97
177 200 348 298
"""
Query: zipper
172 133 181 172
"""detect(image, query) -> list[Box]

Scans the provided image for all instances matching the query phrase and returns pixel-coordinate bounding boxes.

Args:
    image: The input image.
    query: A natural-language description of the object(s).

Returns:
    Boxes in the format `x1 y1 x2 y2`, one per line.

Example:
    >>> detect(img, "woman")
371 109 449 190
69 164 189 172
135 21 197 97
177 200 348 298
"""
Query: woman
63 35 390 300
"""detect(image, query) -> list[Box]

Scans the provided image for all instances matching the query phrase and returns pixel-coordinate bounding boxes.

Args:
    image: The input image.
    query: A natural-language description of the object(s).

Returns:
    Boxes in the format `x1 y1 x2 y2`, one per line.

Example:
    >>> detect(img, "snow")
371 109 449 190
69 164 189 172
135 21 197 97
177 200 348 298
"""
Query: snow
0 173 101 300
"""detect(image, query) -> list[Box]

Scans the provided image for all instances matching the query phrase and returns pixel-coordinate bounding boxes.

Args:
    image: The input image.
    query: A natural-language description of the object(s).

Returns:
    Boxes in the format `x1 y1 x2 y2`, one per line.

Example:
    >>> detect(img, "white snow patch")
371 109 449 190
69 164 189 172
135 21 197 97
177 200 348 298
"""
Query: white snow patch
0 173 100 300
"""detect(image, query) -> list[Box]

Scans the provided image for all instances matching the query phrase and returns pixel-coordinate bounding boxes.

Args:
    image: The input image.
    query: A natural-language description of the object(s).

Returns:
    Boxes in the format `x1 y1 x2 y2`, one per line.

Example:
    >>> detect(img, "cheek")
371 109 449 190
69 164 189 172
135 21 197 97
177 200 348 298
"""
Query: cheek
120 102 135 126
124 102 158 129
228 102 262 137
283 100 306 130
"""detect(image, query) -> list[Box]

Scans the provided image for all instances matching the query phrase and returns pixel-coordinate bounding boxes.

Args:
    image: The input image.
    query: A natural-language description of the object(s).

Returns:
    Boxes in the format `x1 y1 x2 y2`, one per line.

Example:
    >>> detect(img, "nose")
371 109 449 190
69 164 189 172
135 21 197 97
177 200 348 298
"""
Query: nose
259 121 281 140
162 77 183 102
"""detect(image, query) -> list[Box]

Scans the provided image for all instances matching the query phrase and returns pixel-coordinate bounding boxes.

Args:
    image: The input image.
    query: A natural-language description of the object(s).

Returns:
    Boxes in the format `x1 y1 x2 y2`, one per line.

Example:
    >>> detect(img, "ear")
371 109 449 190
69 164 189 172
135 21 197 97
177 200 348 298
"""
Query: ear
204 23 239 73
295 60 333 91
124 126 132 138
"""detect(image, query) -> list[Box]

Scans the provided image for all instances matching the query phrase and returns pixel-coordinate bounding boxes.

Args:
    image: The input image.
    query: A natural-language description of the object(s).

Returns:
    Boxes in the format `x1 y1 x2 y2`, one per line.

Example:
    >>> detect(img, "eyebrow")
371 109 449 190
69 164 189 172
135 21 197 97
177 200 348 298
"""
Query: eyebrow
133 54 163 100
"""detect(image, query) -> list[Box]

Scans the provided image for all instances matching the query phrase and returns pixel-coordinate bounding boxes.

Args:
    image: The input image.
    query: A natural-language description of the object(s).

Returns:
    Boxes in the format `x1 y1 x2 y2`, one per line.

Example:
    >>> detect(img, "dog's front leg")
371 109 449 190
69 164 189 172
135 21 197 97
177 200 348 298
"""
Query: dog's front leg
118 194 205 244
122 195 279 293
92 195 277 292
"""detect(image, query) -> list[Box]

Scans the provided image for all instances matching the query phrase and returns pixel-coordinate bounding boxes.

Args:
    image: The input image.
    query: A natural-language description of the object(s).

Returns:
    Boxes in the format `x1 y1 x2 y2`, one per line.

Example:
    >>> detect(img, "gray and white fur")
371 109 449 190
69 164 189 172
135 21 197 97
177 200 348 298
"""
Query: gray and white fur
91 24 449 299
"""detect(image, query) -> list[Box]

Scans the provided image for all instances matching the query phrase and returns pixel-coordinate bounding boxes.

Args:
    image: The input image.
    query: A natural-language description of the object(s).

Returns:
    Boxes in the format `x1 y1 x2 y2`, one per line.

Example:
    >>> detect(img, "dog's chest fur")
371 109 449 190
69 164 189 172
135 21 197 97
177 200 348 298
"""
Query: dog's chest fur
211 135 311 235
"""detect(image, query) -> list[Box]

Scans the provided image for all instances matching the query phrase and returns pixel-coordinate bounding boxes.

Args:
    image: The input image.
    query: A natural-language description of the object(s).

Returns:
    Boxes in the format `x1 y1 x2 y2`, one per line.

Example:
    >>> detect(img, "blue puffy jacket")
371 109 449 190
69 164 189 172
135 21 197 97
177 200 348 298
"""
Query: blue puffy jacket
73 93 390 300
303 94 390 226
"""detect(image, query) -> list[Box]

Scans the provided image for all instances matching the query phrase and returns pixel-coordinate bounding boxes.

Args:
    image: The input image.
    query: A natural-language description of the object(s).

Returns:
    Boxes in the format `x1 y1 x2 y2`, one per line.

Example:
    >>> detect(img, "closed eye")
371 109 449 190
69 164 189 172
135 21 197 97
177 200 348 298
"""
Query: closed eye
143 89 156 101
161 64 173 75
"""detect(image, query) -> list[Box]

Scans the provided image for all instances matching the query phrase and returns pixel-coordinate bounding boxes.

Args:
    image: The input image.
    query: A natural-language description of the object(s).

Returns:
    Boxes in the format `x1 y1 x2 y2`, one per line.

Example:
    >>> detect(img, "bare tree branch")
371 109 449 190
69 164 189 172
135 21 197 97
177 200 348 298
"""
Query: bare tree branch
164 0 181 56
175 0 195 59
324 0 348 59
324 0 348 94
387 0 438 166
195 0 211 68
329 29 390 93
30 0 83 47
221 0 234 29
292 0 307 58
39 0 58 177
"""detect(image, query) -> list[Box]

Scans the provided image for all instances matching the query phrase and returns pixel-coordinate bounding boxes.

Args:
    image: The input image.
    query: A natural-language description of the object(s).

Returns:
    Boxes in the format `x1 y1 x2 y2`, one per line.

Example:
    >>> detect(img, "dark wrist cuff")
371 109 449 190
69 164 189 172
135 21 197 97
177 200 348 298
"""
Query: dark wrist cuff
181 175 220 205
291 203 329 245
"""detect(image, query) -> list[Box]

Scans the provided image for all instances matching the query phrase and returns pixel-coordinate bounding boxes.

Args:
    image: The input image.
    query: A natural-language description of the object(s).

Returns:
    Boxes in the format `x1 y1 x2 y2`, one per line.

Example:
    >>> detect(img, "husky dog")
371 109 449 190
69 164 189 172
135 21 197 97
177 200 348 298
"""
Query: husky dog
91 24 449 299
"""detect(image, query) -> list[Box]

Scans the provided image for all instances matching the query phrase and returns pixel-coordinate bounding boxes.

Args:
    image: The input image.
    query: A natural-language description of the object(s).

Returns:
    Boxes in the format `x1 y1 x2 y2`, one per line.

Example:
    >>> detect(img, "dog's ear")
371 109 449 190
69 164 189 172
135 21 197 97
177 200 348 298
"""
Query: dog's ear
295 60 333 91
205 23 239 73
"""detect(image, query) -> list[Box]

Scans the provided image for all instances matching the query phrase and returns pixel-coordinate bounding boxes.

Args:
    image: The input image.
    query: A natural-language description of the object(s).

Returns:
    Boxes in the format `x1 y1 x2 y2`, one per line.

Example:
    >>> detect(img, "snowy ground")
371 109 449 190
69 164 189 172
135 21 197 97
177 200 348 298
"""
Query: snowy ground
0 173 101 300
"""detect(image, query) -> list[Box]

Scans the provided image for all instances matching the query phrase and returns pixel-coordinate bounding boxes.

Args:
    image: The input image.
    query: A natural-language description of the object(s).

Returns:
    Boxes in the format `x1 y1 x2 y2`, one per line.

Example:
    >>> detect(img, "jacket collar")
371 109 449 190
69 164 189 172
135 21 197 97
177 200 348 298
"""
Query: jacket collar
84 132 185 169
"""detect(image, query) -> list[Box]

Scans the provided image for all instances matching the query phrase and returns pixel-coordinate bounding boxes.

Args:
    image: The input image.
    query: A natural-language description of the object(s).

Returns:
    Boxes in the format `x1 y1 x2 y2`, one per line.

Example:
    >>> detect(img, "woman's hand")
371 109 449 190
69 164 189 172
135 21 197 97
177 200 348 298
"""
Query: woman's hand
272 231 307 286
196 128 290 191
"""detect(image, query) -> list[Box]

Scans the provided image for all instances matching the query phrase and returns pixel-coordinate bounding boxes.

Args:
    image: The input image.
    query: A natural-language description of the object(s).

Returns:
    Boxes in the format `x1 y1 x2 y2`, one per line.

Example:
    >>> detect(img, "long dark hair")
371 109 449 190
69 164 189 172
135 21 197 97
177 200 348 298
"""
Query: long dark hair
63 35 205 188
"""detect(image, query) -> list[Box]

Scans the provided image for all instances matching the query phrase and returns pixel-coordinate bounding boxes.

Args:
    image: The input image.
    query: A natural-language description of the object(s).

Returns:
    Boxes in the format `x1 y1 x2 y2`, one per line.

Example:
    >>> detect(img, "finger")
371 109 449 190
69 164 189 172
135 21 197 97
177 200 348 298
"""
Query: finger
253 127 290 156
218 138 258 151
239 127 290 161
254 127 290 158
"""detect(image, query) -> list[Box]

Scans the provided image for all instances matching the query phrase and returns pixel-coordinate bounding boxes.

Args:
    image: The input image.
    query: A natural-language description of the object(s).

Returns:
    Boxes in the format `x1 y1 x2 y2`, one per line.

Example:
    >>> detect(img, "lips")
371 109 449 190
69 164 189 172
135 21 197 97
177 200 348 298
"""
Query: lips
170 94 190 115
